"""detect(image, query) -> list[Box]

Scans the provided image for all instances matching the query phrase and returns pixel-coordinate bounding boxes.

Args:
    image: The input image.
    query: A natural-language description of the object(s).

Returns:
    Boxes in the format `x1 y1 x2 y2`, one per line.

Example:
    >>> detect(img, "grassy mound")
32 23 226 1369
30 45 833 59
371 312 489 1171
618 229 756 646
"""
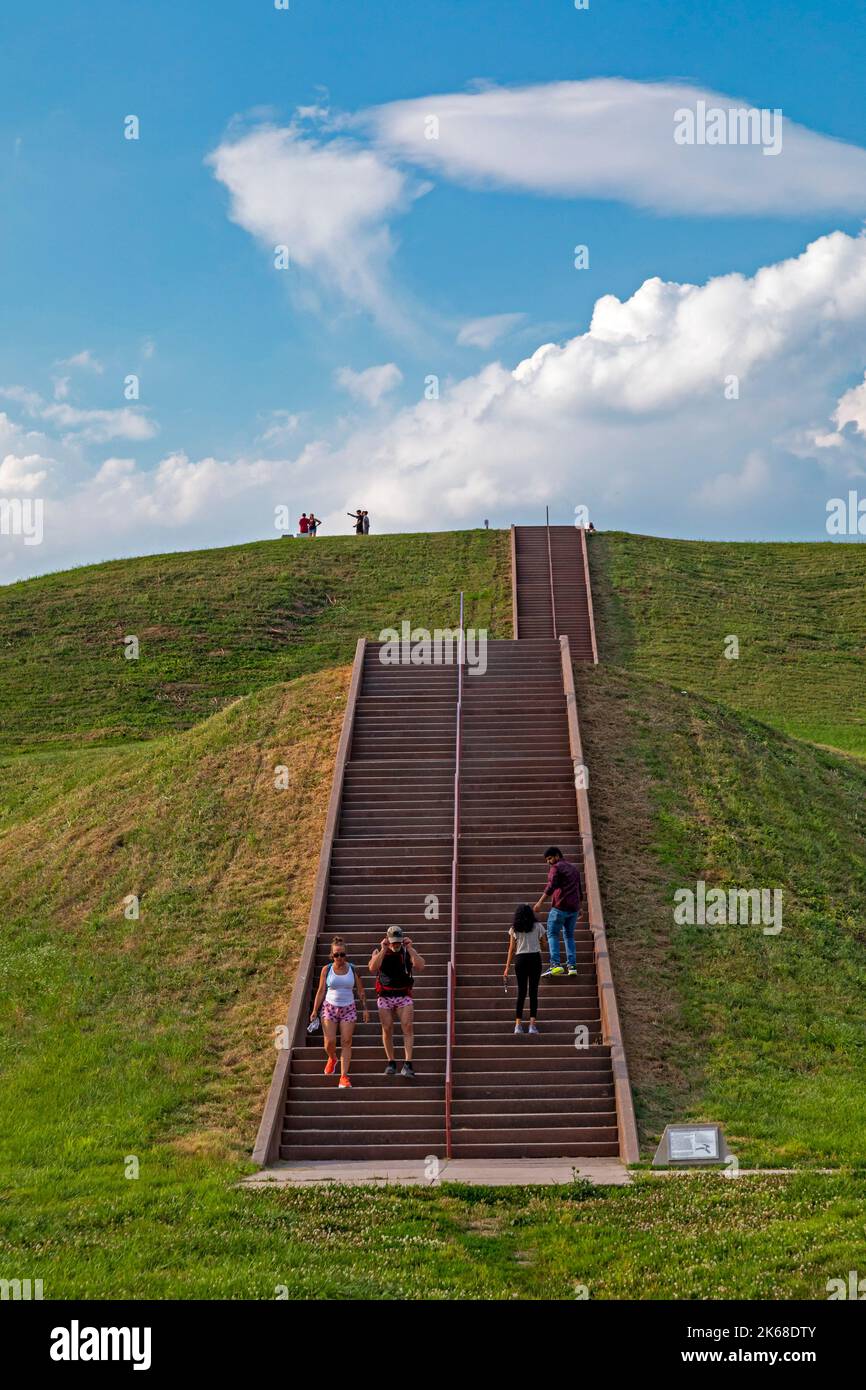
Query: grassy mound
3 526 866 1297
0 530 510 752
0 668 348 1184
590 532 866 755
577 662 866 1165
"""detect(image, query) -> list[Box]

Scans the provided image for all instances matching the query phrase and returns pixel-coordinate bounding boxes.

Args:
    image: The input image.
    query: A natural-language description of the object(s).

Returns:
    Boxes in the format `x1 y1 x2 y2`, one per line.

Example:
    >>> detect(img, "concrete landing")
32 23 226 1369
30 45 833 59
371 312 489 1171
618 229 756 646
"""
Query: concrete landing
242 1157 631 1188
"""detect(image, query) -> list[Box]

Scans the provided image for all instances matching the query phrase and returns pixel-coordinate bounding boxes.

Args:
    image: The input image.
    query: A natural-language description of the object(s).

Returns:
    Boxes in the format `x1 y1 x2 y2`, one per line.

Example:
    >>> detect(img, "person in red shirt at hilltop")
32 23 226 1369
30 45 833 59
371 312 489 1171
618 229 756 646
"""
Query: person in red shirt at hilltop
533 846 583 977
298 512 309 536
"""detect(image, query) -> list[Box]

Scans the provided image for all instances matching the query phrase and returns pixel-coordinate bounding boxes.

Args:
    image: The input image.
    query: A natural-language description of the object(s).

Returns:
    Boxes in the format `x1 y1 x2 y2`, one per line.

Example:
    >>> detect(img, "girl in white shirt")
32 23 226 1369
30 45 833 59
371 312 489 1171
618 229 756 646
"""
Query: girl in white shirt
503 904 547 1035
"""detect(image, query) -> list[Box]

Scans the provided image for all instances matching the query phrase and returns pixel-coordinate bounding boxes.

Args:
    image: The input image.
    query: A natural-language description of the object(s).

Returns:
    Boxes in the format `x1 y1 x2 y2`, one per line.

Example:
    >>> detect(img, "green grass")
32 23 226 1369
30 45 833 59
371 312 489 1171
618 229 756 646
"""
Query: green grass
576 665 866 1165
590 532 866 754
0 529 510 752
0 670 351 1174
2 1163 864 1299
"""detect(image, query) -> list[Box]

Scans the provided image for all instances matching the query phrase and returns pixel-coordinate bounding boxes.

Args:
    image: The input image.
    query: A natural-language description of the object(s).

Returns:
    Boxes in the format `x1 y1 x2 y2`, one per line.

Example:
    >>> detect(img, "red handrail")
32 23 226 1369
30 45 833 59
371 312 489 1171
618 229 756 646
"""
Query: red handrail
578 525 599 665
545 505 558 639
444 591 464 1159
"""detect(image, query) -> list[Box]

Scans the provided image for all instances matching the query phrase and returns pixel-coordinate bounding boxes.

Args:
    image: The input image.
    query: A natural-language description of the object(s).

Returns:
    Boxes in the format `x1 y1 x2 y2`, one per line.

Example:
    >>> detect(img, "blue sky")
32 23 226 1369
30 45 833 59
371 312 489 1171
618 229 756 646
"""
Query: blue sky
2 0 866 579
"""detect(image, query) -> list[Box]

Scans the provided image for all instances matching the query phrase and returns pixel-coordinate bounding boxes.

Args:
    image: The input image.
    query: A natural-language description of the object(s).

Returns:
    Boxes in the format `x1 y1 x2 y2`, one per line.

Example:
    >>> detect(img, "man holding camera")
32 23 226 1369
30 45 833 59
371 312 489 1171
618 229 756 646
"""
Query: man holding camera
368 926 426 1077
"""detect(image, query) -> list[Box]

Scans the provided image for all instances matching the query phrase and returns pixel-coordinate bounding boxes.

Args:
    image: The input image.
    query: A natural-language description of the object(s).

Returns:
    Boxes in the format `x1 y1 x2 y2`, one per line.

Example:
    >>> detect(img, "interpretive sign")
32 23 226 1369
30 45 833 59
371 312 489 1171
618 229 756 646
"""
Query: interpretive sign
652 1123 730 1167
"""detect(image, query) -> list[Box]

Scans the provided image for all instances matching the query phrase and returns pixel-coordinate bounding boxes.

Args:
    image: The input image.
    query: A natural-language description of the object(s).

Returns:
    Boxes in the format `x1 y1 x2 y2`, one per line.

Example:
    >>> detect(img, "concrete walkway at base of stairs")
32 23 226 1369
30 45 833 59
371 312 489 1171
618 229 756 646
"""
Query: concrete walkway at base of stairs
242 1157 631 1188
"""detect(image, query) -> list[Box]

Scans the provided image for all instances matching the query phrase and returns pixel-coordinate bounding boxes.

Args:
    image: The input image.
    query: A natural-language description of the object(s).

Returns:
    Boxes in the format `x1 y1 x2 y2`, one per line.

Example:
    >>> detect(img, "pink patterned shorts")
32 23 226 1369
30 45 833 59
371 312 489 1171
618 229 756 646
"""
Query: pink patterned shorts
376 994 414 1011
321 1001 357 1024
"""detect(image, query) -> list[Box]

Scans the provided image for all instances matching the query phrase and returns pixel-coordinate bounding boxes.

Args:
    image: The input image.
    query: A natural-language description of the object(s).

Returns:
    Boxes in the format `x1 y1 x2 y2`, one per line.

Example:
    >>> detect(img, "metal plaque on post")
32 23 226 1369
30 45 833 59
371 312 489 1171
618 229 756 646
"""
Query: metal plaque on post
652 1123 730 1167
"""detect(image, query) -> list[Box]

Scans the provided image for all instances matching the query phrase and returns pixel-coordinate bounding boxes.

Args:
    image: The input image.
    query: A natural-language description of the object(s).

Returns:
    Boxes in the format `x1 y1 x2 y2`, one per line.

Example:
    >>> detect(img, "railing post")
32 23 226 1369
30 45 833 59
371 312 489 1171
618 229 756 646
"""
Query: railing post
509 524 519 639
545 506 558 639
578 525 599 665
445 591 464 1160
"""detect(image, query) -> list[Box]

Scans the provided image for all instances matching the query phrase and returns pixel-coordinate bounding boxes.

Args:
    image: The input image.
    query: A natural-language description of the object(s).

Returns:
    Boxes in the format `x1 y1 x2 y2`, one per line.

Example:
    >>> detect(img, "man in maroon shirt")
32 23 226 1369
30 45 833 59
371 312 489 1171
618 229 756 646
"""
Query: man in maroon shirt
533 845 583 976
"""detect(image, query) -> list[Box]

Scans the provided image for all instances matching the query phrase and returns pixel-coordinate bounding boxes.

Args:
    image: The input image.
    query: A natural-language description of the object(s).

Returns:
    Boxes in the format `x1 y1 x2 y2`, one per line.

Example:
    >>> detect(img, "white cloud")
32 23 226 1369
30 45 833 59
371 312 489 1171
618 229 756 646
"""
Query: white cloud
59 349 104 373
832 374 866 436
303 229 866 535
41 403 157 443
210 86 866 342
457 314 526 349
0 453 51 492
0 387 156 443
363 79 866 215
0 385 44 414
335 363 403 405
257 410 301 447
806 372 866 464
9 229 866 582
694 452 770 507
94 457 136 481
208 124 429 328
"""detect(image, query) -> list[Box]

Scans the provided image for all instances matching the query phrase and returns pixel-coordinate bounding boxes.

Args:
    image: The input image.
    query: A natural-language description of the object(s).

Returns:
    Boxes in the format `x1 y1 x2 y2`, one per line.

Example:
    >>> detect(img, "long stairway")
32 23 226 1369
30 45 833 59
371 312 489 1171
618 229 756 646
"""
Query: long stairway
514 524 596 658
261 522 632 1166
278 643 454 1160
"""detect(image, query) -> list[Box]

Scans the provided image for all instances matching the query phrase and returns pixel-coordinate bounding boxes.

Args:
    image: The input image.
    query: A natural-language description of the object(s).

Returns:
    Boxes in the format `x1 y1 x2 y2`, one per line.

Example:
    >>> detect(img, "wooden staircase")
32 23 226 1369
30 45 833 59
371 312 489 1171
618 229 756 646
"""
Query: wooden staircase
514 523 597 658
255 521 635 1166
452 636 617 1157
279 645 453 1160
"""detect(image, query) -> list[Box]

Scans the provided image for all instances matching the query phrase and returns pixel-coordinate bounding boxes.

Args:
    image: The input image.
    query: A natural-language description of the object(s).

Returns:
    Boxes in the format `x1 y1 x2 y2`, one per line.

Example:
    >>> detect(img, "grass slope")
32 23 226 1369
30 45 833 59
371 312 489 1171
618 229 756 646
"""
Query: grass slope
0 529 510 752
577 663 866 1164
0 669 349 1179
590 532 866 754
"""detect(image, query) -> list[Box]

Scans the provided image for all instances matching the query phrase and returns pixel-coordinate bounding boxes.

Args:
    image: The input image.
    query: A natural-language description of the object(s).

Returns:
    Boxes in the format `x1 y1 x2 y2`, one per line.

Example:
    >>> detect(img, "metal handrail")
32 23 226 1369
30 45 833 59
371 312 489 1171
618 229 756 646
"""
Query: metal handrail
578 525 599 665
558 635 639 1162
444 591 465 1159
545 505 558 639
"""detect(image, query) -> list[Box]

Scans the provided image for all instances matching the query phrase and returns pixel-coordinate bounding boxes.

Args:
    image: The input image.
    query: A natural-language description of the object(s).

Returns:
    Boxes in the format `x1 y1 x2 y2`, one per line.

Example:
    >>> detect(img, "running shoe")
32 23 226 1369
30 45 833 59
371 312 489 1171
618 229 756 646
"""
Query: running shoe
514 1022 524 1034
338 1075 352 1089
324 1057 337 1076
384 1060 397 1075
567 966 578 976
549 966 565 976
528 1023 539 1035
401 1062 416 1078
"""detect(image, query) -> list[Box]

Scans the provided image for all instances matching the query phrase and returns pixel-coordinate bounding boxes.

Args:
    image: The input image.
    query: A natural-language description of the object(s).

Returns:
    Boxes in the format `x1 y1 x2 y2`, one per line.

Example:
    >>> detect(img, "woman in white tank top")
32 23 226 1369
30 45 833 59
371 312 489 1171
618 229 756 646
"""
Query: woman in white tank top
310 936 369 1088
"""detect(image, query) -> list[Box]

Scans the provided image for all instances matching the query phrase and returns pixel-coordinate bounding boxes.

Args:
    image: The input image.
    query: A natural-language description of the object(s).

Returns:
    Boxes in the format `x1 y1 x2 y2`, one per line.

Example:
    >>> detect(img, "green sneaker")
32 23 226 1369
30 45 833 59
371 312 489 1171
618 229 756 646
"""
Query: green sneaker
567 967 578 976
550 966 565 976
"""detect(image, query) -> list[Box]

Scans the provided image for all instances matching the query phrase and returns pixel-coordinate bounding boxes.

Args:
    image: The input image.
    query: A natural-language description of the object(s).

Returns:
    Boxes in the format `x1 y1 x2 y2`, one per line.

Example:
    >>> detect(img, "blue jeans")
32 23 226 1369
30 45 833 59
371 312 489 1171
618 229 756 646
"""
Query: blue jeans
546 908 578 969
